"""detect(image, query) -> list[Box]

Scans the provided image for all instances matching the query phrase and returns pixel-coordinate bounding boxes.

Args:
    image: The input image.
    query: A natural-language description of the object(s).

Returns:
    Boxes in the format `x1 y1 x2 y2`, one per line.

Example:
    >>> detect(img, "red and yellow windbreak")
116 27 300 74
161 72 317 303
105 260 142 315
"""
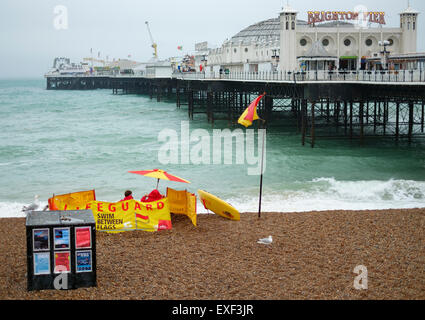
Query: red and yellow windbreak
48 190 172 233
48 190 96 211
237 93 266 128
166 188 197 227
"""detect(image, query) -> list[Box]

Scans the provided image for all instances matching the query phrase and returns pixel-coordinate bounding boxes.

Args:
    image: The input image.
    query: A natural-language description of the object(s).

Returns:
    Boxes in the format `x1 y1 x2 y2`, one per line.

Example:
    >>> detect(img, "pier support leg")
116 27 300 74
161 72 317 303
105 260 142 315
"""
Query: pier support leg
349 101 353 140
373 101 377 134
326 99 330 123
344 101 348 136
301 99 307 146
207 91 213 123
383 100 387 135
408 101 414 144
188 90 194 120
335 101 340 133
264 95 273 126
176 83 180 109
396 102 400 141
366 101 369 124
360 101 364 144
311 102 316 148
296 99 301 134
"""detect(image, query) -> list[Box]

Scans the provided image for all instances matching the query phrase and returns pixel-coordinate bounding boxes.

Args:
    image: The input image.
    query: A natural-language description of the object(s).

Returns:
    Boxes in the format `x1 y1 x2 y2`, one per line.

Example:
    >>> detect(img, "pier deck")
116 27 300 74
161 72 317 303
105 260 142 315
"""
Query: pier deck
46 72 425 146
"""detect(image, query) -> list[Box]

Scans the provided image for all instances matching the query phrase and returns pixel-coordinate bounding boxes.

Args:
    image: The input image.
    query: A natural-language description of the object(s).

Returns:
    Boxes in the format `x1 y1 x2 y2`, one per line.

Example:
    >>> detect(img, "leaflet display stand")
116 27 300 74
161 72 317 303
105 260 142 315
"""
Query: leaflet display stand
26 210 96 291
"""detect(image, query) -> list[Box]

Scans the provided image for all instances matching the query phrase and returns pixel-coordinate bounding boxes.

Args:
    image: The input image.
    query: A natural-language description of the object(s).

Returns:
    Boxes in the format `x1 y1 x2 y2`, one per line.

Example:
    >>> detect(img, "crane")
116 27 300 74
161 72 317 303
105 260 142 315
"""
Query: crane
145 21 158 60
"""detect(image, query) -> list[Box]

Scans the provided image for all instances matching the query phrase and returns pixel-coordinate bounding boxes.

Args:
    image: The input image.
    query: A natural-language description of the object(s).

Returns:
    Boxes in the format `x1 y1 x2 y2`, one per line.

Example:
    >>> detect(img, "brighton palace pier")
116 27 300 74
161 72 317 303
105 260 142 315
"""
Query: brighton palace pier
46 4 425 146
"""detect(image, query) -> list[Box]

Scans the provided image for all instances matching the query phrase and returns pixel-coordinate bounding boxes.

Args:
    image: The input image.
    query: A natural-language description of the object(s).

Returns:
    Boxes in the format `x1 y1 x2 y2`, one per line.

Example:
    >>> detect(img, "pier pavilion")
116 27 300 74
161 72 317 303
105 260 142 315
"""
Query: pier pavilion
207 4 420 73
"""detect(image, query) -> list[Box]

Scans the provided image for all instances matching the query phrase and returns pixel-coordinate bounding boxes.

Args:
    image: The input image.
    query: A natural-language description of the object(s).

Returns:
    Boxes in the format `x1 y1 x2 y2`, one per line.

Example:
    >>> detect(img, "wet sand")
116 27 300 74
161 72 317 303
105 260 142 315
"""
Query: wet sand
0 209 424 300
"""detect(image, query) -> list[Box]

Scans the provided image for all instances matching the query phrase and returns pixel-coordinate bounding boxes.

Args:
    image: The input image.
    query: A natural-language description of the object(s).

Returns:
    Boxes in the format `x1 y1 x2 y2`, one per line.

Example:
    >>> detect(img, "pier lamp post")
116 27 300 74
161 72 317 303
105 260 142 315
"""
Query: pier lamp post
379 40 391 70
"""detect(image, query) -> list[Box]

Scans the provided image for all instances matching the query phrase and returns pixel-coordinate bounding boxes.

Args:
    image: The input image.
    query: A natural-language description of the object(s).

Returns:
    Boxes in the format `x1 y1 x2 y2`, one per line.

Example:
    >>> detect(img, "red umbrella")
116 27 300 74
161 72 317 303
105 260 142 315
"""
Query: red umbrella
129 169 190 189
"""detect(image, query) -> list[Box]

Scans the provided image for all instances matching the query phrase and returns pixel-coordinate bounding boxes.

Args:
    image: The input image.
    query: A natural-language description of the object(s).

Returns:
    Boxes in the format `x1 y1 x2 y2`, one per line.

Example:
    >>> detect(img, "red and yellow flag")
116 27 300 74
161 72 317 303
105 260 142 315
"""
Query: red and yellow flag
238 93 266 128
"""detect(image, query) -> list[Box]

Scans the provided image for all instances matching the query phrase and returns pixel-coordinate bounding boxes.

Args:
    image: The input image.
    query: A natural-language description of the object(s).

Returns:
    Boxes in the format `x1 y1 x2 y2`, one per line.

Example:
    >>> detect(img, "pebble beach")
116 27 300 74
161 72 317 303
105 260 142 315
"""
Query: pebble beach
0 209 424 300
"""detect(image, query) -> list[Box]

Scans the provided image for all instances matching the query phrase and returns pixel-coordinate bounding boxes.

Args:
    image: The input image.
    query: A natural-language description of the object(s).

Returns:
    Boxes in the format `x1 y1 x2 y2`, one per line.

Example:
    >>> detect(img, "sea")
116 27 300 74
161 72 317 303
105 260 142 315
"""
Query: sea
0 78 424 218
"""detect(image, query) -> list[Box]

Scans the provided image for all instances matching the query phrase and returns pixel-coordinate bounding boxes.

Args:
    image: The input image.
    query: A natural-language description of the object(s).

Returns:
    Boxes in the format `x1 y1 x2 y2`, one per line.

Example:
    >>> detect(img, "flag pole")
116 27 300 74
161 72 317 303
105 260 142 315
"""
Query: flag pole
258 119 266 218
237 91 267 218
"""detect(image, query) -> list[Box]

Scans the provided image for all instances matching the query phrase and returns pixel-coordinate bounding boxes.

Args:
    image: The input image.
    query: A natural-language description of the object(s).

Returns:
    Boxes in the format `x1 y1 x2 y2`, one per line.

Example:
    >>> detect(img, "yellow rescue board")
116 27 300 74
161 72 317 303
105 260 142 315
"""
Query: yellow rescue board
198 190 240 221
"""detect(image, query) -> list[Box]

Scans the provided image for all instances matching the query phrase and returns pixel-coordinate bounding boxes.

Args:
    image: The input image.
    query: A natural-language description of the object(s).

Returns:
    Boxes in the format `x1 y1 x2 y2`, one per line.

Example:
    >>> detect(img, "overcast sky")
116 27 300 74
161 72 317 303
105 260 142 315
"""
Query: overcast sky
0 0 423 78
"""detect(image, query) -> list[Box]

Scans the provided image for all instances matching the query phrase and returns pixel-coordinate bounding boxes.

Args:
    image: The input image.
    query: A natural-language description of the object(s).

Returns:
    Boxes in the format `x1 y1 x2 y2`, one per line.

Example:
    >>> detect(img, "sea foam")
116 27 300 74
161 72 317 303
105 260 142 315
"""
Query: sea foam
217 178 425 214
0 179 424 218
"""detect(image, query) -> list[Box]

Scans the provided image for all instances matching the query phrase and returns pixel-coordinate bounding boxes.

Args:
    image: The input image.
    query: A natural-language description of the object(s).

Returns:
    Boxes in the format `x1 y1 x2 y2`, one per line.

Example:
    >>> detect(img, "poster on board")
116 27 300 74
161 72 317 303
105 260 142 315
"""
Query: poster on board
76 251 92 273
54 227 70 250
33 229 49 251
75 226 91 249
34 252 51 275
54 251 71 273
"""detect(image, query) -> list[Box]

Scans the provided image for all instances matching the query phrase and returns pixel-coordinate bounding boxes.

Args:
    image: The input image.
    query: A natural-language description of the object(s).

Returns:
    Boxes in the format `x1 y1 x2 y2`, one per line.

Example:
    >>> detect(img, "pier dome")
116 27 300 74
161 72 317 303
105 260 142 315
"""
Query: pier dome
230 18 307 44
229 18 278 44
230 18 355 44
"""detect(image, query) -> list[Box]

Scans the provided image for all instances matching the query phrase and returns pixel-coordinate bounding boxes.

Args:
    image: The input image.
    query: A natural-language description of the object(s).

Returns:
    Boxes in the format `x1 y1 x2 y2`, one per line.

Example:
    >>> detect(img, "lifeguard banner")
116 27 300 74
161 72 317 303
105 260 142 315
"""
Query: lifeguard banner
88 199 172 233
48 190 96 211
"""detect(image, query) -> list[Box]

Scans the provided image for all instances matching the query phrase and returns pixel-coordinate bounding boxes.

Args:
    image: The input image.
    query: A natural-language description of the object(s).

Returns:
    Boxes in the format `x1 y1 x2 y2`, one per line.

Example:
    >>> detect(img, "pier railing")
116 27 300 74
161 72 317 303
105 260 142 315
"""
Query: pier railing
172 69 425 83
46 69 425 83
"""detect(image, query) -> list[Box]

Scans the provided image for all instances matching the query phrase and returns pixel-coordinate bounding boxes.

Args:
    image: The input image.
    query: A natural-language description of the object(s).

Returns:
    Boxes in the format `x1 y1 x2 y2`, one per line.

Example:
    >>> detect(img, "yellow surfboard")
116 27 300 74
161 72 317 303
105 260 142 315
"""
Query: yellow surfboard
198 190 240 221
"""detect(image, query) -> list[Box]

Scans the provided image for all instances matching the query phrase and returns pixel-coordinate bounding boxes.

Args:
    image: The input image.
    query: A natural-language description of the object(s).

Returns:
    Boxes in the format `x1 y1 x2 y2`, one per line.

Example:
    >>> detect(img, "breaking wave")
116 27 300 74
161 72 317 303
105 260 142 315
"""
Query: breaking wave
218 178 425 214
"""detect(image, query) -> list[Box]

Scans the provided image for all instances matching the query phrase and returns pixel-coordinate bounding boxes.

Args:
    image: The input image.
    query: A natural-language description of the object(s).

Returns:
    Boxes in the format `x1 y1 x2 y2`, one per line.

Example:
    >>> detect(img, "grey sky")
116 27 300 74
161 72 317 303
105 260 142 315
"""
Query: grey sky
0 0 423 78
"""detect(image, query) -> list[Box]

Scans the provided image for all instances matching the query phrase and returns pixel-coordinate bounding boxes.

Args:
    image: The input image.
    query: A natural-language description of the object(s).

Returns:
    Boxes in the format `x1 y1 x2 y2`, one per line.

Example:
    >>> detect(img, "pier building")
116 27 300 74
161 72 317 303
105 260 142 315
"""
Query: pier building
207 4 420 73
